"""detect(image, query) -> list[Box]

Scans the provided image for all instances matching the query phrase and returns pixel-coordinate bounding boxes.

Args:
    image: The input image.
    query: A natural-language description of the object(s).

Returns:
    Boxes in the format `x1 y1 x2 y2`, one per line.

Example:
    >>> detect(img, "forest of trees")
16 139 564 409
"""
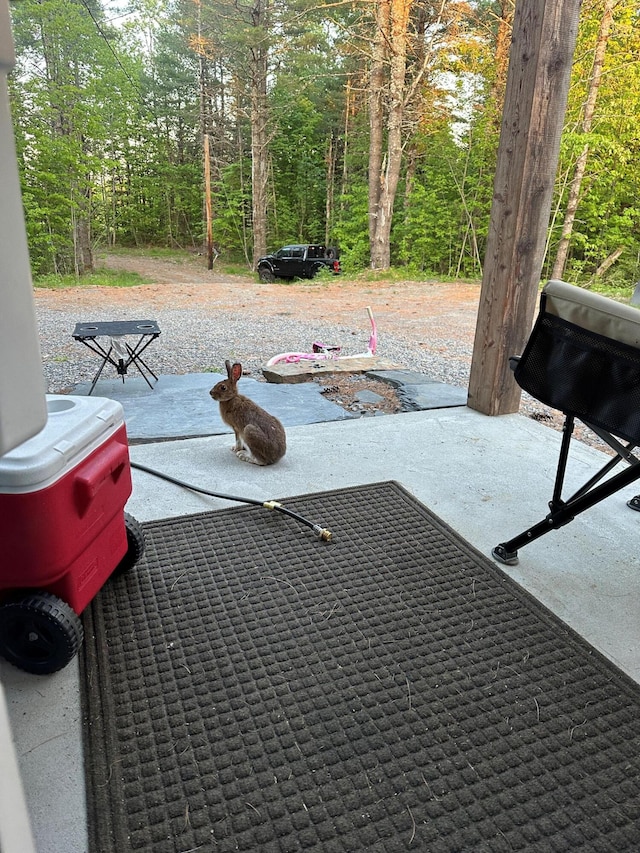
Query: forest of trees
7 0 640 285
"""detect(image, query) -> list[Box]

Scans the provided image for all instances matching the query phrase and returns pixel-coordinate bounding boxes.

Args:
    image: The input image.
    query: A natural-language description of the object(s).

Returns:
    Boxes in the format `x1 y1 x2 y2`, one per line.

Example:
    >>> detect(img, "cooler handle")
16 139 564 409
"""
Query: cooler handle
74 441 129 511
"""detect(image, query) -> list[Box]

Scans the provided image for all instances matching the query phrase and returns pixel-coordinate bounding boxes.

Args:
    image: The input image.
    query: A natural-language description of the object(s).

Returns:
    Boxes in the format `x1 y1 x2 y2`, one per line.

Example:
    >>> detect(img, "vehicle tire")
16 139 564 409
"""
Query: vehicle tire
309 264 323 279
0 591 83 675
113 512 145 576
258 266 275 283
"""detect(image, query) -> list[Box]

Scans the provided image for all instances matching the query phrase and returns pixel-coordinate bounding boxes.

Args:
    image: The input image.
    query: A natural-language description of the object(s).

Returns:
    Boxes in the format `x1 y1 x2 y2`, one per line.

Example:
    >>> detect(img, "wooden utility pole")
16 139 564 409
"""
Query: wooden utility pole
467 0 582 416
204 133 214 270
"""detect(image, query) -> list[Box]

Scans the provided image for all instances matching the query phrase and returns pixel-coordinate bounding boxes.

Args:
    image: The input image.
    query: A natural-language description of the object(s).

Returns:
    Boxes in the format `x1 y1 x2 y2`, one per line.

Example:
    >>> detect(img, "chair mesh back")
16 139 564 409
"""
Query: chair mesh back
515 311 640 444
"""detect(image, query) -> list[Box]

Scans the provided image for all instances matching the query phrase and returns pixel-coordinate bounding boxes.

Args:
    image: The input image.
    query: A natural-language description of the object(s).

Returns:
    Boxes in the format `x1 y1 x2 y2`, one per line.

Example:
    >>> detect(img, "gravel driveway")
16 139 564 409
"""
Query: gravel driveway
32 252 608 452
35 253 479 392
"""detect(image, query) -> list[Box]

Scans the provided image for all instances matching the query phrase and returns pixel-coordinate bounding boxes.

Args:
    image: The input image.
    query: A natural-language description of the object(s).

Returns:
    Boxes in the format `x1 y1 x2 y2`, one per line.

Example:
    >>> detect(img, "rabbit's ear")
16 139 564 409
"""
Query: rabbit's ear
225 360 233 379
231 363 243 382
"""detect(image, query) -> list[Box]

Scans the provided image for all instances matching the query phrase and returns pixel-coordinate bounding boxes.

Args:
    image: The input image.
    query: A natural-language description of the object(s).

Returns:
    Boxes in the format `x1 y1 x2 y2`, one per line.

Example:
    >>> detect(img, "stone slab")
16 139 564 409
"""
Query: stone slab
366 369 453 387
73 372 354 442
262 356 404 384
397 382 468 410
367 370 467 410
72 369 467 442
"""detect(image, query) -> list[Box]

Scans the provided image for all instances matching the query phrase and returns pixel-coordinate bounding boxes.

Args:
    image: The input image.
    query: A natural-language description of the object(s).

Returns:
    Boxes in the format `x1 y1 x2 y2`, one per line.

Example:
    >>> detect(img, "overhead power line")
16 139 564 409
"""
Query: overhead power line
77 0 141 95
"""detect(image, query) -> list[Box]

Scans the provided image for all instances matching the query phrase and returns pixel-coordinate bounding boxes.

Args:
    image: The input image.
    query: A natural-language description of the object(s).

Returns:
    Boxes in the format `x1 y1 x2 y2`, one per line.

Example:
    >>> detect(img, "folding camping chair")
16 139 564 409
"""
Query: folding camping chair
492 279 640 566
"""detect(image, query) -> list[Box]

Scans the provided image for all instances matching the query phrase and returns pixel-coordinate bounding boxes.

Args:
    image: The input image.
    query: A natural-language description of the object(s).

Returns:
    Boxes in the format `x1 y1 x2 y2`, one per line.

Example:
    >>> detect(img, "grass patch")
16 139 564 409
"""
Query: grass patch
214 261 254 276
33 267 149 289
100 246 188 261
346 267 480 285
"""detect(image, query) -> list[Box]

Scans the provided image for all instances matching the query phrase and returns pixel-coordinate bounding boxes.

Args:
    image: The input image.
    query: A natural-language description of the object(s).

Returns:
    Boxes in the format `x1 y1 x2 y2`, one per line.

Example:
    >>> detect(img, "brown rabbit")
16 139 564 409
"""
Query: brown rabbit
210 361 286 465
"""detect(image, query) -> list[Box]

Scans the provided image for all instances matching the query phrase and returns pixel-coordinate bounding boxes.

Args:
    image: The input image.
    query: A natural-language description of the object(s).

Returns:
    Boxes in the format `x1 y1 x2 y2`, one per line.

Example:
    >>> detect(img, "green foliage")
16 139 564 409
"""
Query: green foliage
9 0 132 272
332 183 370 272
547 0 640 285
7 0 640 285
268 89 327 243
396 180 460 275
212 161 252 257
33 268 148 289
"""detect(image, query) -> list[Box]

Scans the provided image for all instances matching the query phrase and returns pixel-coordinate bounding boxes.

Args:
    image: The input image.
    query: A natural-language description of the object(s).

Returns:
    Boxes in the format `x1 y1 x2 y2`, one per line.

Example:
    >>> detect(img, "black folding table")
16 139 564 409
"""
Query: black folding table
72 320 161 395
492 279 640 566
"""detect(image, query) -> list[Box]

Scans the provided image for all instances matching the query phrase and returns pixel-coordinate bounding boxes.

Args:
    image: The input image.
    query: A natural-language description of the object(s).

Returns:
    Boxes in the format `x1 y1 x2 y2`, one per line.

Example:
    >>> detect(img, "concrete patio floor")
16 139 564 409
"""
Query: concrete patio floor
2 390 640 853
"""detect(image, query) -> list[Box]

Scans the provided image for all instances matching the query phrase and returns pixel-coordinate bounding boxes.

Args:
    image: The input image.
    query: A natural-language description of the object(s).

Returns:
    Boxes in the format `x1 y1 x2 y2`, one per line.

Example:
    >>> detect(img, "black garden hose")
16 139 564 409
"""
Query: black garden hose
129 461 333 541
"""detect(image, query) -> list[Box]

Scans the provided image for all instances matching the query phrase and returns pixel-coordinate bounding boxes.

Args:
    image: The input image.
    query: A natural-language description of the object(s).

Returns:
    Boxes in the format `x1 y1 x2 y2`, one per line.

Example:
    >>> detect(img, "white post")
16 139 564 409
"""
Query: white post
0 0 47 456
0 682 37 853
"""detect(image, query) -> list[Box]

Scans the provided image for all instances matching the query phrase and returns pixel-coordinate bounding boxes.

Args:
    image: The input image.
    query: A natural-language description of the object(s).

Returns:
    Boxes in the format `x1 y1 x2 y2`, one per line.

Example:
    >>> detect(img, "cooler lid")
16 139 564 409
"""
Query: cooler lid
0 395 125 490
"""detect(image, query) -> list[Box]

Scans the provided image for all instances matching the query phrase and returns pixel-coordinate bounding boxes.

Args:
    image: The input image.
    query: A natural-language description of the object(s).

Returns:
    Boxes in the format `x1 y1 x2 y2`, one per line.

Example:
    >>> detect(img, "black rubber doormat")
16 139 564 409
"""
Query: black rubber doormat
80 481 640 853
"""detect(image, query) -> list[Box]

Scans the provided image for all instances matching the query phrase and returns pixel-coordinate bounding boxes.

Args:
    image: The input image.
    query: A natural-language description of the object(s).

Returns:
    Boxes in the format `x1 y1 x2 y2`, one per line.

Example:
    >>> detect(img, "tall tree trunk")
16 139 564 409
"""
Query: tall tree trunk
368 1 389 251
325 134 335 246
237 120 251 266
196 2 212 259
73 182 93 275
40 20 94 273
78 192 93 273
341 77 353 201
370 0 412 270
70 95 93 274
552 0 615 280
250 1 270 268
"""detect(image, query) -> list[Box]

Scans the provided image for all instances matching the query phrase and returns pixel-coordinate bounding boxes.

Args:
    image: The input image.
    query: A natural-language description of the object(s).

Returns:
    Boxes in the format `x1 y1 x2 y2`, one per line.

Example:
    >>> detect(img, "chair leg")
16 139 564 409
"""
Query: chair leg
493 435 640 565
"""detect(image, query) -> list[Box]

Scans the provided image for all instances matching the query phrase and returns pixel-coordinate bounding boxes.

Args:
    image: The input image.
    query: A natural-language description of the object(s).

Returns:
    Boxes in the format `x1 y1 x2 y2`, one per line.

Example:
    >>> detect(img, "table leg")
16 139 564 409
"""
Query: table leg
124 336 159 388
88 345 113 395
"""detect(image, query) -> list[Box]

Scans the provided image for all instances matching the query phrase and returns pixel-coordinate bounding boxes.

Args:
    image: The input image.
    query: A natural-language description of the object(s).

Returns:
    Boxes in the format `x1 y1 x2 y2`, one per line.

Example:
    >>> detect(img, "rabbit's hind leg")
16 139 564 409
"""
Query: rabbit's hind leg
235 448 266 465
232 431 265 464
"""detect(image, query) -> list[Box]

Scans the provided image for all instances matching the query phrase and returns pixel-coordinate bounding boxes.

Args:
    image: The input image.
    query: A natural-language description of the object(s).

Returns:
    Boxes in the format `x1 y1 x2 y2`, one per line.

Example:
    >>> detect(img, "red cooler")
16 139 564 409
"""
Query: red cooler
0 394 144 674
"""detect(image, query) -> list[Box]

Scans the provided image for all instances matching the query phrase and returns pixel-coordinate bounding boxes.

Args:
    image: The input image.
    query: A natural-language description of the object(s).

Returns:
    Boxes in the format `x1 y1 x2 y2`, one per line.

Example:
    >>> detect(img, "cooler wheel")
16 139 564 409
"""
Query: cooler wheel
0 591 83 675
113 512 145 576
